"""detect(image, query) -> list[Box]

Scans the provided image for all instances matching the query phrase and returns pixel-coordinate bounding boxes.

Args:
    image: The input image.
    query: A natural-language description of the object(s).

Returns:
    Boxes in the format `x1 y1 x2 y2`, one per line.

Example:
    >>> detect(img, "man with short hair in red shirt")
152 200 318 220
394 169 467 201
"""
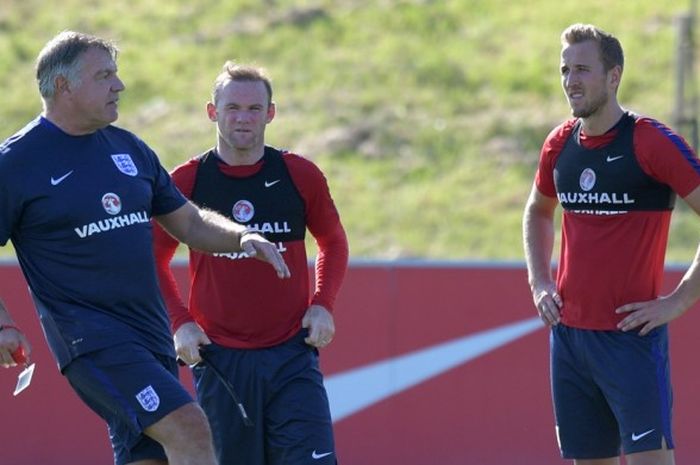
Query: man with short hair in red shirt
154 61 348 465
523 23 700 465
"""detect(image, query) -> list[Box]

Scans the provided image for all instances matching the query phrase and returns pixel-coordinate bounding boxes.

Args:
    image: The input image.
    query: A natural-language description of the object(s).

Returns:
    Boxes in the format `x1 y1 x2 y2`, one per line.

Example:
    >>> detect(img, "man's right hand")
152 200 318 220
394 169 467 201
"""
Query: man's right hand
240 232 291 279
531 283 563 326
174 322 211 366
0 325 31 368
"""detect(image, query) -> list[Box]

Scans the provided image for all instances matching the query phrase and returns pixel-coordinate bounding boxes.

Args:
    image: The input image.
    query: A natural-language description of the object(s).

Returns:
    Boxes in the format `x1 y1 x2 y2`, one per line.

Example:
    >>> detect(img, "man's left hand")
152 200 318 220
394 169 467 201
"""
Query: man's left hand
616 294 685 335
302 305 335 348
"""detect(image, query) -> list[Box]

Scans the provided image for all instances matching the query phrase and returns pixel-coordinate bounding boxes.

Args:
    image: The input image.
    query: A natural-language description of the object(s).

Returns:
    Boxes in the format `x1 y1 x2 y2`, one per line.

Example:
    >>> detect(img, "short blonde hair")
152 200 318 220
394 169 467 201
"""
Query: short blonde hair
212 61 273 106
561 23 624 72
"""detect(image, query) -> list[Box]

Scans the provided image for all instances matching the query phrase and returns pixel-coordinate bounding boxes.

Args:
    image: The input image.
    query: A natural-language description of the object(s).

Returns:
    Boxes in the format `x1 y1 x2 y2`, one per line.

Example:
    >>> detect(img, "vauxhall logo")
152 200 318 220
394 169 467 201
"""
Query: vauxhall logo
579 168 596 191
558 191 635 205
558 167 636 206
102 193 122 215
231 199 292 234
74 192 150 238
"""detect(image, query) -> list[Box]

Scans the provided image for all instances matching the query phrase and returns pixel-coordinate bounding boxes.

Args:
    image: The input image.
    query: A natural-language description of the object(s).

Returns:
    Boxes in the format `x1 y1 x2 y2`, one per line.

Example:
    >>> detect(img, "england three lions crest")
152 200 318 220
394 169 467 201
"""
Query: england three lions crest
111 153 138 176
135 385 160 412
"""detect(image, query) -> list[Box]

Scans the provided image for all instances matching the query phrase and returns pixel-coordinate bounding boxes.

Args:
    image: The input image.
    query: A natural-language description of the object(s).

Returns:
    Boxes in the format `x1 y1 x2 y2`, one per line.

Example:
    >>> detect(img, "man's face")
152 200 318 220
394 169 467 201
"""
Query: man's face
560 40 614 119
209 80 275 152
65 47 125 132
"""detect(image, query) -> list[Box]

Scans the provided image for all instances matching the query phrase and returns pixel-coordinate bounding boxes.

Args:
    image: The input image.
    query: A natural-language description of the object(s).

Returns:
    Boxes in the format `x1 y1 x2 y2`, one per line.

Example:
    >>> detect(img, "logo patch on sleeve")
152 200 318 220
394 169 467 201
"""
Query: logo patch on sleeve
135 385 160 412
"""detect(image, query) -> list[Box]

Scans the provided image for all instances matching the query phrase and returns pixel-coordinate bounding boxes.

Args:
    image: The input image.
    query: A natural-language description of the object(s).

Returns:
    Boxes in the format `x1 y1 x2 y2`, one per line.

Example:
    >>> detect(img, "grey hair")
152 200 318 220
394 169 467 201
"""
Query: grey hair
212 61 273 106
36 30 119 99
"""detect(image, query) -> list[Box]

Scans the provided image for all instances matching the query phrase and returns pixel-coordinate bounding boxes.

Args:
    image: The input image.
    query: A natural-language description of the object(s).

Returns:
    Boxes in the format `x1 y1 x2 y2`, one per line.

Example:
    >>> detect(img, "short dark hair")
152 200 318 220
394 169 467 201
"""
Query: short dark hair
212 61 273 106
36 30 119 99
561 23 624 72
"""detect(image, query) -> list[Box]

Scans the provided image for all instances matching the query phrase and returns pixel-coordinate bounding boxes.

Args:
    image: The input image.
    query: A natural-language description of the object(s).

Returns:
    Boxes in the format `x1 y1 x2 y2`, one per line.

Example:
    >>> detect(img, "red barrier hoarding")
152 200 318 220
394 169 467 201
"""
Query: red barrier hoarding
0 261 698 465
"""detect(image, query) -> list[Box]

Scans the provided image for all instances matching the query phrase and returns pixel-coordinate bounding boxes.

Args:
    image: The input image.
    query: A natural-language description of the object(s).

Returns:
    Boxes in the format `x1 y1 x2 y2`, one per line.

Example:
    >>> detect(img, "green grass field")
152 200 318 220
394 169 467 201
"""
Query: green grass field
0 0 697 261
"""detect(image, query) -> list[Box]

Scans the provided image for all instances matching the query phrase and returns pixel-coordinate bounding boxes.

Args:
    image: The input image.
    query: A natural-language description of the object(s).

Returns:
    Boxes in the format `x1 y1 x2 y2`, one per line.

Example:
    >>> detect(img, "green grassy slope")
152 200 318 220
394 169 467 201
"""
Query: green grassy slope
0 0 696 261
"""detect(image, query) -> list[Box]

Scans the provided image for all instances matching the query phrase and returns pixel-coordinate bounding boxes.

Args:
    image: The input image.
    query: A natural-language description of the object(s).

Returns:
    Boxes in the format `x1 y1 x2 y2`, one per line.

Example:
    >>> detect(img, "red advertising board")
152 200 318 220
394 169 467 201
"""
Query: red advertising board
0 261 698 464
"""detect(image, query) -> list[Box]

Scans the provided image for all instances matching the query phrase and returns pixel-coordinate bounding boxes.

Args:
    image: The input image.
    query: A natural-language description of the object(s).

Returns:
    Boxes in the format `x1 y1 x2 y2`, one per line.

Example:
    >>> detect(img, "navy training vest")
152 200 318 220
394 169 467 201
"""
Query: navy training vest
192 146 306 242
553 112 675 212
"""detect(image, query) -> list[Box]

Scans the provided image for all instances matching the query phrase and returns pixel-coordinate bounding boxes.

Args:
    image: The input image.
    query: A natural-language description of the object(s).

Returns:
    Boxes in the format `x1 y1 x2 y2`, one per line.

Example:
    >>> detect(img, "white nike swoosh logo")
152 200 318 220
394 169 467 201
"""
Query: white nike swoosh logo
325 317 543 422
606 155 624 162
312 451 333 459
632 429 655 441
265 180 281 187
50 170 74 185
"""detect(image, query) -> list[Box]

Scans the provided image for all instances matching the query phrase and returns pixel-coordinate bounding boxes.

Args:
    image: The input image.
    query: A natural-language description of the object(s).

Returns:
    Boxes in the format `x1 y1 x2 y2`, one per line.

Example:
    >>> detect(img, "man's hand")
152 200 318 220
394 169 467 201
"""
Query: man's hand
616 294 686 336
0 326 31 368
531 282 562 326
240 232 291 279
302 305 335 348
174 322 211 365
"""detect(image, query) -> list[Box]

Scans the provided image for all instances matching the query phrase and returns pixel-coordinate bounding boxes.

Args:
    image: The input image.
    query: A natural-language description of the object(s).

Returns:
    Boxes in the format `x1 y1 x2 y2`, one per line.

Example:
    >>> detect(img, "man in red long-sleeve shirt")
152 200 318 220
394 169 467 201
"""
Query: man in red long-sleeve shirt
154 61 348 465
523 24 700 465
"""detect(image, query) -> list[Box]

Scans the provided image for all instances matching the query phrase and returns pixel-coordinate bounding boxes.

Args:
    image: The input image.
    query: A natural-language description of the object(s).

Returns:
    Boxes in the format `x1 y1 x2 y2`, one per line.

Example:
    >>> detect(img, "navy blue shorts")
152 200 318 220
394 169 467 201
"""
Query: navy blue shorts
63 342 194 465
550 324 673 459
193 329 336 465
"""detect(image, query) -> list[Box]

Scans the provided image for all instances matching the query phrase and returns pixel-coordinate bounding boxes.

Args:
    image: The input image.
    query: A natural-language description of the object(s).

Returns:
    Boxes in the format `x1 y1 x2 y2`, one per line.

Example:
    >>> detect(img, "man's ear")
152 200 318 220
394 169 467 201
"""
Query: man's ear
54 75 70 95
266 102 276 124
206 102 217 122
608 65 622 92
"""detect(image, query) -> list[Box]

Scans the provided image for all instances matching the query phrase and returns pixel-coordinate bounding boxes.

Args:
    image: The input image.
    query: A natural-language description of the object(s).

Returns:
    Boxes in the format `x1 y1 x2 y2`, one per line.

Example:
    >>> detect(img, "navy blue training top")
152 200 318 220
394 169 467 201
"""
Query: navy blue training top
0 116 187 369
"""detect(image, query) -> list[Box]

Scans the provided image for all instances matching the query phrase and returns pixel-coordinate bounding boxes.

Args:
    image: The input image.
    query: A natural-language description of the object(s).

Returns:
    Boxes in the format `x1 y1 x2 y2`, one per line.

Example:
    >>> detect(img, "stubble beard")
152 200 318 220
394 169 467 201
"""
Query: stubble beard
571 90 609 119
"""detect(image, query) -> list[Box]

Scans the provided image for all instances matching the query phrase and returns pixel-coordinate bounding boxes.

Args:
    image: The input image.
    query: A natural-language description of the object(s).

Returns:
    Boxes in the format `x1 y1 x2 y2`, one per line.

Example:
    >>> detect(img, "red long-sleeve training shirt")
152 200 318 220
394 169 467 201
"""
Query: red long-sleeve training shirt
154 150 348 348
